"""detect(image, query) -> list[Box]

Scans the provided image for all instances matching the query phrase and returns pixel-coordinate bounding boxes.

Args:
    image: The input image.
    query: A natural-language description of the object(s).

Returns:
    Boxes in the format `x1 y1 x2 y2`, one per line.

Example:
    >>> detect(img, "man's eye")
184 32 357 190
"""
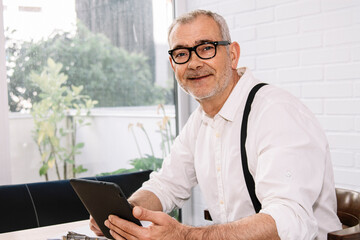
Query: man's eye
175 52 188 58
203 45 214 51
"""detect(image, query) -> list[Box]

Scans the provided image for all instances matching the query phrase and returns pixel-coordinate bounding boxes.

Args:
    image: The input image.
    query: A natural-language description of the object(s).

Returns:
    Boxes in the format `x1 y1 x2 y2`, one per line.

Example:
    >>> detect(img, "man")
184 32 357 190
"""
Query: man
91 10 342 239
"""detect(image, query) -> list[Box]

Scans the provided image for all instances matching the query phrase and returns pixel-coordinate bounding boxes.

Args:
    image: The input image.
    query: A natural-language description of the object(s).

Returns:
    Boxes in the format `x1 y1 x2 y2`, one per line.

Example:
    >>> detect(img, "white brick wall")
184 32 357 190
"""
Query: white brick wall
181 0 360 226
275 0 321 20
183 0 360 192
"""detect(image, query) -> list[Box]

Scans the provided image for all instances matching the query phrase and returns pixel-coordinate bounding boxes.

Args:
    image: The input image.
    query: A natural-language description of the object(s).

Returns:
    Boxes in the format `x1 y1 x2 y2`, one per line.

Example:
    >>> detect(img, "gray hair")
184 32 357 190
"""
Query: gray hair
168 9 231 45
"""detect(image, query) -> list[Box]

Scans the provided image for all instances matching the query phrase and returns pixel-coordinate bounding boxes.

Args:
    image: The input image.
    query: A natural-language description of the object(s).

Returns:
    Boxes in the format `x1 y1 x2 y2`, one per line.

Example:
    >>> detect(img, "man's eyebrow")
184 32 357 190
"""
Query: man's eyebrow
194 39 213 45
171 39 214 49
171 44 187 49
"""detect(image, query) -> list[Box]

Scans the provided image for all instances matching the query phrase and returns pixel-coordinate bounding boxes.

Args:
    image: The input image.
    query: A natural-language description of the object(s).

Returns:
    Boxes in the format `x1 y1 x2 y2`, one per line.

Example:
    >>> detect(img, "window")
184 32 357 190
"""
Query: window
1 0 175 184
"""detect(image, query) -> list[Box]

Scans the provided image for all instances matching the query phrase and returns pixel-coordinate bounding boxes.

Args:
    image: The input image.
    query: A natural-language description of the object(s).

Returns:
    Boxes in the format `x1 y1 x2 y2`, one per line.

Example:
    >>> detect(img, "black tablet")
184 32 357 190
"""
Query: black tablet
70 178 141 239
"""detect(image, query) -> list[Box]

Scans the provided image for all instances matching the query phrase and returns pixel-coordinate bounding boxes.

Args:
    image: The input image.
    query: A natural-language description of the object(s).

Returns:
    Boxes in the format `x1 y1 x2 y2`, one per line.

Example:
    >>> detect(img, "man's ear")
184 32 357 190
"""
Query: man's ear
229 42 240 70
169 56 175 72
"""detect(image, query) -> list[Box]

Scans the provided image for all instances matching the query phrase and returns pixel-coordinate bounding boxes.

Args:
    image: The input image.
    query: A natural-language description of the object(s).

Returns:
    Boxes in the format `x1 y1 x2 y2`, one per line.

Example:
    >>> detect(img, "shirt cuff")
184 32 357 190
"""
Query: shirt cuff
260 201 318 240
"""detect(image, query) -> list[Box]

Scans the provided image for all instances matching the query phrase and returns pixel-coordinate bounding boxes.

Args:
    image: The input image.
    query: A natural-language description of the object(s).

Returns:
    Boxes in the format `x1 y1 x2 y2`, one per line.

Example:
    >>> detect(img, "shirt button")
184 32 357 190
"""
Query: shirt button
220 200 224 205
216 132 220 138
217 166 221 172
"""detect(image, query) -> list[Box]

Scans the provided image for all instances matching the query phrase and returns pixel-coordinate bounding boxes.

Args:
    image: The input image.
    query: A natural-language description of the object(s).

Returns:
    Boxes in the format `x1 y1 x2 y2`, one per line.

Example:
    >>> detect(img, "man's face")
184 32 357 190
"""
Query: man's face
168 15 234 102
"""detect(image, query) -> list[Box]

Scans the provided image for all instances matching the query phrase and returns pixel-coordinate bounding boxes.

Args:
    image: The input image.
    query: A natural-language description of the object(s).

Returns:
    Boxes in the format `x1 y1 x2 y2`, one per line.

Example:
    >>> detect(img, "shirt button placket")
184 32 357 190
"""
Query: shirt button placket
214 124 227 222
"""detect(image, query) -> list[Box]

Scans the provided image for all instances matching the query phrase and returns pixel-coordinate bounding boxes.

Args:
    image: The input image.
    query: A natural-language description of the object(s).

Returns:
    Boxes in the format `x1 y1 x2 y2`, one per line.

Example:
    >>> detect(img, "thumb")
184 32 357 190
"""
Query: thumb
133 206 168 225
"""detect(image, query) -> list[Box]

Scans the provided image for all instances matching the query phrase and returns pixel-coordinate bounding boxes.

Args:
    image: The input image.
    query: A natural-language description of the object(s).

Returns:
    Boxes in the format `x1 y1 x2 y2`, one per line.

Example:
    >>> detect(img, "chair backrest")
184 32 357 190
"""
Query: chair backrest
0 170 152 233
0 184 38 233
27 177 97 227
328 188 360 240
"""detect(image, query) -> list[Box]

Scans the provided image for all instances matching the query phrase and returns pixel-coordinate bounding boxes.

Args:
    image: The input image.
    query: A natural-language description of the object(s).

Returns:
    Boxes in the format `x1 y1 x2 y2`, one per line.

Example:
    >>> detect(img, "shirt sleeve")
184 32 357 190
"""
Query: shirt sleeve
139 110 199 213
249 99 327 240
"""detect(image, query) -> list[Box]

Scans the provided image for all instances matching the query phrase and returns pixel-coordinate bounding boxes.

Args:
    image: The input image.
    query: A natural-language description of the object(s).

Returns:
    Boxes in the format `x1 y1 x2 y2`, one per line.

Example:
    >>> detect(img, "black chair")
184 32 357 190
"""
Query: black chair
0 170 152 233
0 184 38 233
26 177 97 227
27 170 153 227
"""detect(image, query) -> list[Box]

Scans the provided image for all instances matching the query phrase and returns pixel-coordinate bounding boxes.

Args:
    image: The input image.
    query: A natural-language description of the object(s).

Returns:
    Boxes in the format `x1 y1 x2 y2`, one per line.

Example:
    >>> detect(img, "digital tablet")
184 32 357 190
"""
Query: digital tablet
70 178 141 239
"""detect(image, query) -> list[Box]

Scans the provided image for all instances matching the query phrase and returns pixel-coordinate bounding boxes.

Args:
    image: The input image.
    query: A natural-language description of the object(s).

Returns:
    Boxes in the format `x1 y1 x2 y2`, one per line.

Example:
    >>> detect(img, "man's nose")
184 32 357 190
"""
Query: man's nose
187 52 203 69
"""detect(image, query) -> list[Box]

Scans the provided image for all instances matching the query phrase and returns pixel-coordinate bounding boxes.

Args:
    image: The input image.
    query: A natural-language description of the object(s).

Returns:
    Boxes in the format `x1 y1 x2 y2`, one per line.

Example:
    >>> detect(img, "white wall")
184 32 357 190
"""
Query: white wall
179 0 360 226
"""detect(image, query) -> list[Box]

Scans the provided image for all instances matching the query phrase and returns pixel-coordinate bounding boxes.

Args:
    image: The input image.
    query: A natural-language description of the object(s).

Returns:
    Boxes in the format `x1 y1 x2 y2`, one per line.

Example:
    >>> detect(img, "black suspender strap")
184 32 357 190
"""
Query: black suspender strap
240 83 268 213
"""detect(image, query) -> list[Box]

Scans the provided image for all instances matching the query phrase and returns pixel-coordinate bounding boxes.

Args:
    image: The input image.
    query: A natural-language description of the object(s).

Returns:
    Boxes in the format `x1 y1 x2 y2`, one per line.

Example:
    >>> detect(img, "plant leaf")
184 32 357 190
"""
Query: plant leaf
39 164 49 176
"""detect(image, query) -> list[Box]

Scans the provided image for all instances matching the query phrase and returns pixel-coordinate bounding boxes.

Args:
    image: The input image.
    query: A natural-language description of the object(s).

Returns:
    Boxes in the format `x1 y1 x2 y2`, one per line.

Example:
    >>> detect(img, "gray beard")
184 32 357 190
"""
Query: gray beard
186 67 233 101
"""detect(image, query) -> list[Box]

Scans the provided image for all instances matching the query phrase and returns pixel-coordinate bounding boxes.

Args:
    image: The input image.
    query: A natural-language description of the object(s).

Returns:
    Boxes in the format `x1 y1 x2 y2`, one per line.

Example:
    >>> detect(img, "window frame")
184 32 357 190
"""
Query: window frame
0 0 12 185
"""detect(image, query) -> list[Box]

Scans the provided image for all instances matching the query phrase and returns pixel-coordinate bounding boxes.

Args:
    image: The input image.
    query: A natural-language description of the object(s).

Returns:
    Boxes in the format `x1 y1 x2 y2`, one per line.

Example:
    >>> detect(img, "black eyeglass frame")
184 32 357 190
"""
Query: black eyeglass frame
168 41 231 64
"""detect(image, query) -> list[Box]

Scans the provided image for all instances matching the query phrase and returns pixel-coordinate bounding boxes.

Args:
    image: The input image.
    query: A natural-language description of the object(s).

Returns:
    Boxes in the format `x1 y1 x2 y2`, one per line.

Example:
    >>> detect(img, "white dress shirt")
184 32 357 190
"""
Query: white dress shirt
141 67 342 239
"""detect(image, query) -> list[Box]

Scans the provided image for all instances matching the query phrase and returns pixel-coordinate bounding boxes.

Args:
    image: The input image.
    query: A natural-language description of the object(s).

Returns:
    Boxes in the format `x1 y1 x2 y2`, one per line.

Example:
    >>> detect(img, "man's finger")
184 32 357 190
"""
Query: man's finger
133 206 170 226
107 215 147 239
89 215 104 236
109 229 126 240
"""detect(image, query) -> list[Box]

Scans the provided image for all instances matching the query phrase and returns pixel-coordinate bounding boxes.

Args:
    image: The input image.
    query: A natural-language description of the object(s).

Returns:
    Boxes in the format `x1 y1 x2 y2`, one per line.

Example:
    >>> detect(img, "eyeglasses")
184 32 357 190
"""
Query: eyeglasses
168 41 231 64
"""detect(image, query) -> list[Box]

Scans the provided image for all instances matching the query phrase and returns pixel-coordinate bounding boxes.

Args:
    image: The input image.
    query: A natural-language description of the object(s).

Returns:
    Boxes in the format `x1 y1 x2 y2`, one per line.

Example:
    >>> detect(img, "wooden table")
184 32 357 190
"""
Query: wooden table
0 220 106 240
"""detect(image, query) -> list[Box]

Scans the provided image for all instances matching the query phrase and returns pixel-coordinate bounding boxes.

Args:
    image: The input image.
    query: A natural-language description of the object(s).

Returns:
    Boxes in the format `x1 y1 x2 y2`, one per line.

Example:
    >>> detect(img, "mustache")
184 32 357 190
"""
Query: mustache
184 69 214 79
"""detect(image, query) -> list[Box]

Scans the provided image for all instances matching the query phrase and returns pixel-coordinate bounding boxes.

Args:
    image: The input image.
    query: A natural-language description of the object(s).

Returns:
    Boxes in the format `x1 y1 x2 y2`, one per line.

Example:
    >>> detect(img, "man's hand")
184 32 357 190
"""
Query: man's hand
89 215 104 236
104 206 192 240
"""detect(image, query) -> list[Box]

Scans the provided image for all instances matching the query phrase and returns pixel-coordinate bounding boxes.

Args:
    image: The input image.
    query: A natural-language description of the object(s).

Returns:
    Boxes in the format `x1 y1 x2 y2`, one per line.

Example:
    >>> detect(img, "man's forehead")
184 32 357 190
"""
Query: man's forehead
169 15 221 47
